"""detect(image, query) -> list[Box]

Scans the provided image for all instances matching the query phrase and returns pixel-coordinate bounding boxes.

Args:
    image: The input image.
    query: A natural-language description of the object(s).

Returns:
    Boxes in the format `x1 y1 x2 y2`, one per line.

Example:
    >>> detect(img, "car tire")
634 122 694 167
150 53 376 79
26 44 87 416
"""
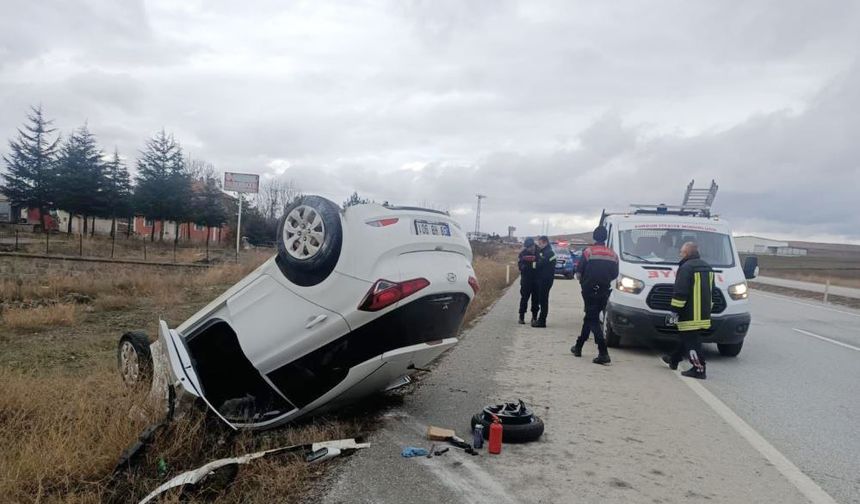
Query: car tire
565 273 574 280
717 342 743 357
117 331 152 387
604 310 621 347
276 195 343 287
470 413 545 443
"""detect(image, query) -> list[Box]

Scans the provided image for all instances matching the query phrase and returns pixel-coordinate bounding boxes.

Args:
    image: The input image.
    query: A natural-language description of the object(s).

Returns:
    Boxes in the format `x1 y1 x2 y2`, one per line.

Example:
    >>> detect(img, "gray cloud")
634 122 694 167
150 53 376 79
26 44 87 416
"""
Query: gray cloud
1 0 858 241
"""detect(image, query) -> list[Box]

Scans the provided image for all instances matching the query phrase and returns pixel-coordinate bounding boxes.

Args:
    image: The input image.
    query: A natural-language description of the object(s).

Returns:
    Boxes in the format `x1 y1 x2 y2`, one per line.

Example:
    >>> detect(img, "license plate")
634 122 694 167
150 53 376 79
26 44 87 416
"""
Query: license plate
415 220 451 236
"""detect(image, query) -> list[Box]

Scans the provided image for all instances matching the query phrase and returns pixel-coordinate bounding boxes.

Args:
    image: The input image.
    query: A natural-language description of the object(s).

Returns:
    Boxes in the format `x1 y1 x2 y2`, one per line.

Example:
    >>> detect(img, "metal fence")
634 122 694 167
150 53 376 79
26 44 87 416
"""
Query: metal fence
0 227 240 264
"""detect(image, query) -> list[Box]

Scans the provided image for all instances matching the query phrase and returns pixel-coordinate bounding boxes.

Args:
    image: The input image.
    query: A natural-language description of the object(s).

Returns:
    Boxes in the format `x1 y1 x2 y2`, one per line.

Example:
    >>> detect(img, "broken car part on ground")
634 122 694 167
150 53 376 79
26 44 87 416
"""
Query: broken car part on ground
116 196 477 430
138 438 370 504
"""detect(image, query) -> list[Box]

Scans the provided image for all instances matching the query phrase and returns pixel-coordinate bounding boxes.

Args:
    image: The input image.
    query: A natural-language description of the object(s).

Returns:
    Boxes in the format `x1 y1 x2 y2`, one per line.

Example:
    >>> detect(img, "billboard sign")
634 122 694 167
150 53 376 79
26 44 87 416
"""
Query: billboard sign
224 172 260 193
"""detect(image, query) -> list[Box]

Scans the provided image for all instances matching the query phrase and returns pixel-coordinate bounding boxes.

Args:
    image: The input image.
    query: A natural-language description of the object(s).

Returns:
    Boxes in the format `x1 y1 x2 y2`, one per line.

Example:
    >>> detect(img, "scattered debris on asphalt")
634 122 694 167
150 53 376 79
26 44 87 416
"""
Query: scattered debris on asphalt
471 400 545 443
137 438 369 504
401 446 429 458
426 425 456 441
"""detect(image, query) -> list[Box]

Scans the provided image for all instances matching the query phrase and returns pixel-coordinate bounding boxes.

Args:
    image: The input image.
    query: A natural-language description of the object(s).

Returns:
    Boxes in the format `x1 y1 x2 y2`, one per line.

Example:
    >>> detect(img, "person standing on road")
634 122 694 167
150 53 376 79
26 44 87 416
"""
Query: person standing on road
532 235 556 328
517 237 539 325
571 225 619 365
662 241 714 379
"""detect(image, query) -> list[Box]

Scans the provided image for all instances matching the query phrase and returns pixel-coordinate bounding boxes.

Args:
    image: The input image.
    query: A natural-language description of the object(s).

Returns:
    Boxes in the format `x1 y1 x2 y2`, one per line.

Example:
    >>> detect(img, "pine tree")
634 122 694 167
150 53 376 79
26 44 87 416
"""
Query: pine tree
103 148 133 237
192 171 228 257
343 191 371 208
54 124 105 234
135 130 185 241
1 105 60 231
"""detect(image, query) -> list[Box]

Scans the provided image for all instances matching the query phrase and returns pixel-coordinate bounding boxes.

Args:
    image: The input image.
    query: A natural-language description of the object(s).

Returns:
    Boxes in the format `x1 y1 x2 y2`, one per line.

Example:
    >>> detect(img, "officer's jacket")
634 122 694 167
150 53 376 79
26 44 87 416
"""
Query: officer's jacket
518 248 538 277
535 244 557 280
576 243 619 297
670 253 714 331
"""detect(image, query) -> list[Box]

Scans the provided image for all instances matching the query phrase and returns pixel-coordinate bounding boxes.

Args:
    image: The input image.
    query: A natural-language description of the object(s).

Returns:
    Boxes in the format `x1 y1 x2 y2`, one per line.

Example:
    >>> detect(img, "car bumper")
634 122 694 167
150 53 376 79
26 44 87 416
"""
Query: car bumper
554 266 575 276
607 302 750 344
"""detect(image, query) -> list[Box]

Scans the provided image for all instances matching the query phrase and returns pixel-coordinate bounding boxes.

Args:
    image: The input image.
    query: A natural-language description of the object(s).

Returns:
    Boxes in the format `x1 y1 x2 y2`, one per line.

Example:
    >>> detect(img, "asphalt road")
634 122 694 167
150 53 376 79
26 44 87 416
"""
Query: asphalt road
699 289 860 503
320 280 859 503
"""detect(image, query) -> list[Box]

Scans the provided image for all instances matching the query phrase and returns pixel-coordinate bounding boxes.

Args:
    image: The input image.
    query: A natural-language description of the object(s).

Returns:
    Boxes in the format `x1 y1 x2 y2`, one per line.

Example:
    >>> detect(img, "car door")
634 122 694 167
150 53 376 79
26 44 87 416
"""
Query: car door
225 274 349 378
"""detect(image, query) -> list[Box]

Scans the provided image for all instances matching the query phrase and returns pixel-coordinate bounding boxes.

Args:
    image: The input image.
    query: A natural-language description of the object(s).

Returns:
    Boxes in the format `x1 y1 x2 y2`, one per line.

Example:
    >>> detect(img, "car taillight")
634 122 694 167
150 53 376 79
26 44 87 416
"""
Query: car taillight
359 277 430 311
366 218 399 227
468 276 479 295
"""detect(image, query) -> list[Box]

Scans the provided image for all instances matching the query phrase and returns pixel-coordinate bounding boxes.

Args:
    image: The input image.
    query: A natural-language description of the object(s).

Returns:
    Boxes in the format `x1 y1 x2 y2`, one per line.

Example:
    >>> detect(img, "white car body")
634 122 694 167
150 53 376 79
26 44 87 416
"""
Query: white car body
602 212 753 351
137 200 476 430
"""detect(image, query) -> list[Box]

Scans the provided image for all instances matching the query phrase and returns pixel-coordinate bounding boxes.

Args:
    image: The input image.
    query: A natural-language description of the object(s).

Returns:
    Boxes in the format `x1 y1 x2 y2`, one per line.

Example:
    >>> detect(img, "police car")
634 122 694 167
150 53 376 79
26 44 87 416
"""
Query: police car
552 241 576 279
600 181 757 356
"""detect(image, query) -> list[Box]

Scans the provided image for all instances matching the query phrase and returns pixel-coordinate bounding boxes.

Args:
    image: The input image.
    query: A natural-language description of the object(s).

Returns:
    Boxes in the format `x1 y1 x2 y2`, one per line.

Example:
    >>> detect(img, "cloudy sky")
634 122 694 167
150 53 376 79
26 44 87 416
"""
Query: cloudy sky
2 0 859 242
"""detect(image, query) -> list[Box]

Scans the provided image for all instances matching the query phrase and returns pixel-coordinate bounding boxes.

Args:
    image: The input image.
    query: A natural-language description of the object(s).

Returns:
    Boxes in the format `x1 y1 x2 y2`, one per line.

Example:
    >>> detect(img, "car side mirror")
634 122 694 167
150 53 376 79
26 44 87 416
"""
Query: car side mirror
743 256 758 280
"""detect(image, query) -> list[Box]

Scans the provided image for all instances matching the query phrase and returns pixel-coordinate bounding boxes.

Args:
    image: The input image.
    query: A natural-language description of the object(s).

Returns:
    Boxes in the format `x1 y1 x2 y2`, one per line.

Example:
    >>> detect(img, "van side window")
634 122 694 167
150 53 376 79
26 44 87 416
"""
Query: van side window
606 224 613 248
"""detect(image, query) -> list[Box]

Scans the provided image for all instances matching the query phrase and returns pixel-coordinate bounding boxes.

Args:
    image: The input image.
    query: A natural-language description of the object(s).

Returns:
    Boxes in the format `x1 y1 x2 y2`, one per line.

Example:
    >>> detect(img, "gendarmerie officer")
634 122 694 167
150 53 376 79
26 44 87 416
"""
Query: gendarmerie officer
517 237 539 325
532 235 556 328
571 225 618 365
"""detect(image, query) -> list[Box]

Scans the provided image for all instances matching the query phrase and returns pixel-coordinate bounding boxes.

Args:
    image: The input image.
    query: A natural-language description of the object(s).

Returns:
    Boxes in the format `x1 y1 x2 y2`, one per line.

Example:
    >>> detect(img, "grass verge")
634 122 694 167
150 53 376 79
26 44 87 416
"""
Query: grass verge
0 246 517 502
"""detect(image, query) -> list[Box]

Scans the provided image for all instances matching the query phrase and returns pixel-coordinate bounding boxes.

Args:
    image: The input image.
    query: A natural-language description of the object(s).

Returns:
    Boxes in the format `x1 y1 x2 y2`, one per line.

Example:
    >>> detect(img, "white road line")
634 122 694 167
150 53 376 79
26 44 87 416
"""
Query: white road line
678 375 838 504
752 290 860 318
792 328 860 353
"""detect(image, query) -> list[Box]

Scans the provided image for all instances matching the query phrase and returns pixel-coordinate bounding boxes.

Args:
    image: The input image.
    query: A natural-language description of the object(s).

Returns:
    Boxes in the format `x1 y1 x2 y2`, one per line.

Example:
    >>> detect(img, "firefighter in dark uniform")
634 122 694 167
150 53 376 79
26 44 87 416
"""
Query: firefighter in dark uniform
532 235 556 328
517 237 539 324
662 241 713 379
571 225 619 365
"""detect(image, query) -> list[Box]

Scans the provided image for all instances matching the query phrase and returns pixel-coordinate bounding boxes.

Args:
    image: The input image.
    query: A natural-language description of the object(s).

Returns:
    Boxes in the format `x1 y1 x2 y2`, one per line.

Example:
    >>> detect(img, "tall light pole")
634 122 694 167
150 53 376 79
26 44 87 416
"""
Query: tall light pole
475 194 487 235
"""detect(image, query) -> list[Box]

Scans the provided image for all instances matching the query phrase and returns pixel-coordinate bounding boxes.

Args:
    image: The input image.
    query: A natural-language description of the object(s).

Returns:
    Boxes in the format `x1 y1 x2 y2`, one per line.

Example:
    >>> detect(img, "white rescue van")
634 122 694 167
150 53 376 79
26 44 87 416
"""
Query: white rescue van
601 182 758 356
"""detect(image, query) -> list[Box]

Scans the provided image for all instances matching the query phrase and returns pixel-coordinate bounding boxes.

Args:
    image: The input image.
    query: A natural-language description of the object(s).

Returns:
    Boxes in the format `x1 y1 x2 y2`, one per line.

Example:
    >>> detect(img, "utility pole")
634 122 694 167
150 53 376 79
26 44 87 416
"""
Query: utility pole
475 194 487 235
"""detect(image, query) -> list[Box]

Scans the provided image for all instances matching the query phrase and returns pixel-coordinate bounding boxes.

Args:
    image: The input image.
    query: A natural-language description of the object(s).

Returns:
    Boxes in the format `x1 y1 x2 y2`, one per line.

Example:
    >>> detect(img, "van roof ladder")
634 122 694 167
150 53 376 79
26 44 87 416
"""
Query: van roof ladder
681 179 719 214
628 179 719 218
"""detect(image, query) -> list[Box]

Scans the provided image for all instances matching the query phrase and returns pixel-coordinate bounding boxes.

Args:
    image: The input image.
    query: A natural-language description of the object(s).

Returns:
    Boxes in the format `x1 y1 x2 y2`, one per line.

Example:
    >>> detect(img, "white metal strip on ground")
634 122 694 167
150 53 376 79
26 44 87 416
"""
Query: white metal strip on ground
678 374 838 504
792 328 860 353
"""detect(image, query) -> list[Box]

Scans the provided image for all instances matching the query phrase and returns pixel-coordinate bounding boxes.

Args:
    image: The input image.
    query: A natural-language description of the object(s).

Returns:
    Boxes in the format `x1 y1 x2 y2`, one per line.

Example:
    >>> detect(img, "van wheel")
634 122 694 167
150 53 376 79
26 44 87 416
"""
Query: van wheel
276 196 343 286
718 342 743 357
604 311 621 347
118 331 152 387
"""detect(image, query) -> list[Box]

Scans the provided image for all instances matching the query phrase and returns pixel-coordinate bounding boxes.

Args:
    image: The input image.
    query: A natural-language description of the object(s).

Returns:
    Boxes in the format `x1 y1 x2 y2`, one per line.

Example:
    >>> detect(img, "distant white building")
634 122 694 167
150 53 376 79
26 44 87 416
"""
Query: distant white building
734 235 807 256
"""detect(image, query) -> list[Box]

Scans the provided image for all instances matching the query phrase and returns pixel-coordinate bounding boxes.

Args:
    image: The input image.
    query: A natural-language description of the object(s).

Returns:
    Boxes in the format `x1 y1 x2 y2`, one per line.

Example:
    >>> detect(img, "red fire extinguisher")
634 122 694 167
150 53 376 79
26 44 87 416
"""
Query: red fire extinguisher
488 414 503 454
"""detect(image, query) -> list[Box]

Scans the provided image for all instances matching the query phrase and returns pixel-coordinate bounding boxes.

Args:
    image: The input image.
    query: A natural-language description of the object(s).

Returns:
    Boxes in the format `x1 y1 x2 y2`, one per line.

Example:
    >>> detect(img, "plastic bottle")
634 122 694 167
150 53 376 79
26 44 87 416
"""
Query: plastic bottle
488 415 503 454
473 424 484 449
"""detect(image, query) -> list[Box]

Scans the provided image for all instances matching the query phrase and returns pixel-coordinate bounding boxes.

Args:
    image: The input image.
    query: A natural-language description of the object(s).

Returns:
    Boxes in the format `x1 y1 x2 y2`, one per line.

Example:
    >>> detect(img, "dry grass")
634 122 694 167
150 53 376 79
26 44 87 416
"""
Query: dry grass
464 246 519 324
0 247 514 503
0 251 269 305
745 254 860 288
2 303 77 330
0 367 156 503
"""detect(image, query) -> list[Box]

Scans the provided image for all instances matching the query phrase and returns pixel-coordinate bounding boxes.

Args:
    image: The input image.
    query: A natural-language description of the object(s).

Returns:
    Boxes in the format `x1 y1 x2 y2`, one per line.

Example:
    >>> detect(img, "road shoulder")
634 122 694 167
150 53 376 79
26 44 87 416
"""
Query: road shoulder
321 279 809 504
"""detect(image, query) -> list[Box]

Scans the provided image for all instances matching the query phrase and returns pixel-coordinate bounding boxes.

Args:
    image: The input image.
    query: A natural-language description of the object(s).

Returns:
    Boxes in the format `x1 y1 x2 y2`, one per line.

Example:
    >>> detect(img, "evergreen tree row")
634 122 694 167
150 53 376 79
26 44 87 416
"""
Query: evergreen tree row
0 105 228 243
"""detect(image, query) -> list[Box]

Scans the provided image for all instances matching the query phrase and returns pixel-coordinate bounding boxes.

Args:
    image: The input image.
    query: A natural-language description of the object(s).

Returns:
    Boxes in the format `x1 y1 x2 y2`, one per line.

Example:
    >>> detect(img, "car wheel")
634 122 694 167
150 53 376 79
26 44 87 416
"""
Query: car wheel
117 331 152 387
276 195 343 287
604 309 621 347
470 413 545 443
718 342 743 357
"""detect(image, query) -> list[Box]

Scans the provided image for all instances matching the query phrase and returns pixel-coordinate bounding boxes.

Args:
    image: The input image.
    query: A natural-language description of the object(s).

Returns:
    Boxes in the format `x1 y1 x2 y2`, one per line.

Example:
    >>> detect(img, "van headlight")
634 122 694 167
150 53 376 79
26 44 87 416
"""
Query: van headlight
617 275 645 294
728 282 748 300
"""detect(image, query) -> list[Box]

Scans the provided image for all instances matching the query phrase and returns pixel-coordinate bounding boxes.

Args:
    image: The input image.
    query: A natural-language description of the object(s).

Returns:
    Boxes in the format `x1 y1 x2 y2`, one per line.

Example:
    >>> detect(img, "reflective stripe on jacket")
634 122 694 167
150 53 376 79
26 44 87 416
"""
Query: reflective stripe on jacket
670 253 715 331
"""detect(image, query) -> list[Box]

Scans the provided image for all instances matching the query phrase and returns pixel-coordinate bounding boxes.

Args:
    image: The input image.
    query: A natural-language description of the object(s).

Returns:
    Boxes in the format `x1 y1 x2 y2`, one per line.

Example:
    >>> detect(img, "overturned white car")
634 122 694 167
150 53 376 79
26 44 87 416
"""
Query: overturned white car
117 196 476 430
